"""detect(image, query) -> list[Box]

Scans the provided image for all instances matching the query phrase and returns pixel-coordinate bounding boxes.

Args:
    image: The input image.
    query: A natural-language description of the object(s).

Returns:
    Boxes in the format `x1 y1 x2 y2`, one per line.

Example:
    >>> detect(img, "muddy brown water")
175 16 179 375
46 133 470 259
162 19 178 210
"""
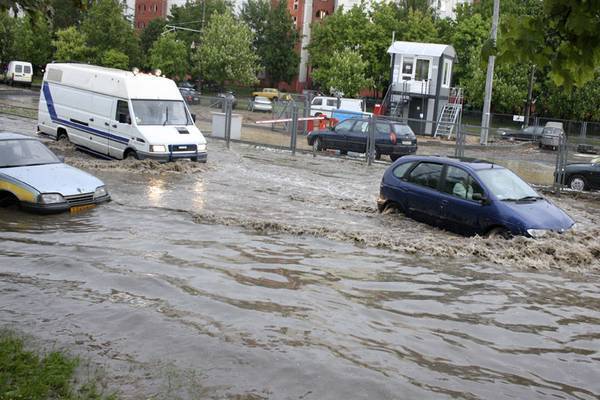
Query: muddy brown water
1 115 600 399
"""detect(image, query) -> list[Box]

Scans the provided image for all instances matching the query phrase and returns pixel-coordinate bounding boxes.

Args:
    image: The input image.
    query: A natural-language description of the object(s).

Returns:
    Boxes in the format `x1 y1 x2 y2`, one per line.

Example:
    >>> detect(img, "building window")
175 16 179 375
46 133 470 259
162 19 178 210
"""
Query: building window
292 16 297 27
293 0 298 10
316 10 327 19
415 59 430 81
442 59 452 87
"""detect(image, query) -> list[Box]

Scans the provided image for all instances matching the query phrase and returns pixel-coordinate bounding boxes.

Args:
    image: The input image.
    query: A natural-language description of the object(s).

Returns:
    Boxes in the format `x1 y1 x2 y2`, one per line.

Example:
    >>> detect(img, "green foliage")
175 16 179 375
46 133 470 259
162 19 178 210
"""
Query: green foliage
312 48 372 97
52 27 90 63
100 49 129 70
0 12 18 63
541 75 600 121
139 18 167 56
499 0 600 88
50 0 85 29
168 0 234 49
398 9 439 43
80 0 140 67
450 11 489 83
148 33 189 79
241 0 298 84
0 332 117 400
192 13 259 86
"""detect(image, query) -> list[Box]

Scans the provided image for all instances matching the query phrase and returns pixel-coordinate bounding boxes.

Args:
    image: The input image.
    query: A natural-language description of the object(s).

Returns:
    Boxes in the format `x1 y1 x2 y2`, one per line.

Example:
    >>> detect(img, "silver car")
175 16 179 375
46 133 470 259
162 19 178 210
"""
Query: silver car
540 121 564 150
0 132 110 213
248 96 273 112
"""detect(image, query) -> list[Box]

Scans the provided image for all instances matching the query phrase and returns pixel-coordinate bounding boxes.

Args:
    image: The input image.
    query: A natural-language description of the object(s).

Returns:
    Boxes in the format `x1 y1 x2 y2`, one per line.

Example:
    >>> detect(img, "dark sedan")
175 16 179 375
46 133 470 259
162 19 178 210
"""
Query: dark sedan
307 118 417 161
499 126 544 142
557 160 600 191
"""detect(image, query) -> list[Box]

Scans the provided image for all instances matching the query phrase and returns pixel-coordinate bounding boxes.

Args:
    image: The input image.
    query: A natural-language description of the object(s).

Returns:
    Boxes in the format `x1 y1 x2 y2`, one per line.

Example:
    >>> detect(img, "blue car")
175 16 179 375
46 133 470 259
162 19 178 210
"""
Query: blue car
0 132 110 213
377 155 574 238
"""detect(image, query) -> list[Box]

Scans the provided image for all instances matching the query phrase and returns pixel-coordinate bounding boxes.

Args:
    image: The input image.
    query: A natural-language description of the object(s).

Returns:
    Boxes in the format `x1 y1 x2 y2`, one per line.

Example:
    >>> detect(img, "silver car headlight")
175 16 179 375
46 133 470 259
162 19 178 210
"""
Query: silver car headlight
94 186 108 199
527 229 551 238
150 145 167 152
39 193 65 204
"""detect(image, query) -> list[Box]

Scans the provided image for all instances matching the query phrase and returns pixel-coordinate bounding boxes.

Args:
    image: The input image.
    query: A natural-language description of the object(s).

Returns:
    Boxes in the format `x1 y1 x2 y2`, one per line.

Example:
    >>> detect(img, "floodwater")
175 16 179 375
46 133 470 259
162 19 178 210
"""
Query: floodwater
1 114 600 399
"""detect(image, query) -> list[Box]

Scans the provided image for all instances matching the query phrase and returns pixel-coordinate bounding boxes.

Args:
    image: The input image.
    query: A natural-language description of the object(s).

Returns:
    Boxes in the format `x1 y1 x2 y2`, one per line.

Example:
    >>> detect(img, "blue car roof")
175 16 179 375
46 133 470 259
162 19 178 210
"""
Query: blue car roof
0 132 36 141
398 155 502 171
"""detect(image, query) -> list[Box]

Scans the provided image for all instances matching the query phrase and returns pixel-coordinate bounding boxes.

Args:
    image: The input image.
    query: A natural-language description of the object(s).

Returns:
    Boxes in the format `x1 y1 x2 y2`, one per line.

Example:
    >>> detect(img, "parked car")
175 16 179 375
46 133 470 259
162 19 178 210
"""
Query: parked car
310 96 365 118
248 96 272 112
217 90 237 109
178 81 197 90
499 125 544 142
0 132 111 213
307 118 417 161
179 87 200 105
377 155 574 238
557 161 600 191
1 61 33 86
540 121 565 150
252 88 281 101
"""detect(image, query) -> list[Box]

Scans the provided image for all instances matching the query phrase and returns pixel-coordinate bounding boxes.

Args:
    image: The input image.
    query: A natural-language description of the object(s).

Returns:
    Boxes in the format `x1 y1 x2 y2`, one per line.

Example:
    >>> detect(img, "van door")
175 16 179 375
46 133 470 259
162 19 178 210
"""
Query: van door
109 99 135 158
84 94 112 156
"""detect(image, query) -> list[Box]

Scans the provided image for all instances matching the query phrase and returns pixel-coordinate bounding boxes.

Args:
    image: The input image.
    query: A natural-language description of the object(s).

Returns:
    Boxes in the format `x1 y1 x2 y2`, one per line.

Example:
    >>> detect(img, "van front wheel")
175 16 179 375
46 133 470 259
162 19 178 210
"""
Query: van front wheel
124 149 139 160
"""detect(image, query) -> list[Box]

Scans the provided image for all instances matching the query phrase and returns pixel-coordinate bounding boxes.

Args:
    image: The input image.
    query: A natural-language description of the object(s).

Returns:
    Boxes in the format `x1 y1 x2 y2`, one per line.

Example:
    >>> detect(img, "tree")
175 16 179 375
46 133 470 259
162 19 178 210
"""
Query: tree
192 13 259 86
50 0 85 29
52 26 90 63
148 33 188 79
500 0 600 87
0 12 17 64
80 0 140 67
140 18 167 55
9 12 52 70
450 12 489 85
260 0 299 84
168 0 234 49
100 49 129 70
312 48 372 97
397 9 439 43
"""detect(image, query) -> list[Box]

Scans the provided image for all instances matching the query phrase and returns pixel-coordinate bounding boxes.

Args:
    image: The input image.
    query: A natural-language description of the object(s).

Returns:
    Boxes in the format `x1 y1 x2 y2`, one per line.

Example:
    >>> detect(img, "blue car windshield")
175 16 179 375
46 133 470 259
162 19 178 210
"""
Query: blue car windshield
0 139 60 168
476 168 539 200
131 100 190 126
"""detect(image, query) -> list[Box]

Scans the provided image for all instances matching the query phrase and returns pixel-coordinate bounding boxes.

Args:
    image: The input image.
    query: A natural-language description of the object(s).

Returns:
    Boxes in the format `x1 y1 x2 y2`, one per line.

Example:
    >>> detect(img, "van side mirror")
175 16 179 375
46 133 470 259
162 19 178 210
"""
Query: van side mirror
191 113 196 122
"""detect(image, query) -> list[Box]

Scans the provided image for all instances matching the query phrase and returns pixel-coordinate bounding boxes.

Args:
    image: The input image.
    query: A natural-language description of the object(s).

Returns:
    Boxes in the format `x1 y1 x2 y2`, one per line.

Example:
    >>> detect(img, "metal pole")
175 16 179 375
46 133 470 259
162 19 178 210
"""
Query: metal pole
225 97 232 149
524 65 535 127
290 102 298 155
480 0 500 145
367 114 375 165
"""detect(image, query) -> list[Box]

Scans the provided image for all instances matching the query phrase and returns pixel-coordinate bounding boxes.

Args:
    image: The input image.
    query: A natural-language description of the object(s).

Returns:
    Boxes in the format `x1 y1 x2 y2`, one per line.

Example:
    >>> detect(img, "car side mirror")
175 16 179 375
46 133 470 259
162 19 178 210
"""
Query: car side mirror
472 192 490 205
191 113 196 122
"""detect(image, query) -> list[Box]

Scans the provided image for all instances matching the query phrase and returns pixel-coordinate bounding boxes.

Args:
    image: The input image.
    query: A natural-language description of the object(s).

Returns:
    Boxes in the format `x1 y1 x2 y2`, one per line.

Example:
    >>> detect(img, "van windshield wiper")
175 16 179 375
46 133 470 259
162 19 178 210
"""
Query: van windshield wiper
502 196 543 202
163 106 169 126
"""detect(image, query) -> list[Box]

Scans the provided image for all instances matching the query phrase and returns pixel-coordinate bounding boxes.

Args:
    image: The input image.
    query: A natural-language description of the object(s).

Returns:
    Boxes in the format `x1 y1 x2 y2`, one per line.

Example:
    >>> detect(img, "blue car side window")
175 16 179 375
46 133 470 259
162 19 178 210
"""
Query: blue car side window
393 162 414 179
406 162 443 190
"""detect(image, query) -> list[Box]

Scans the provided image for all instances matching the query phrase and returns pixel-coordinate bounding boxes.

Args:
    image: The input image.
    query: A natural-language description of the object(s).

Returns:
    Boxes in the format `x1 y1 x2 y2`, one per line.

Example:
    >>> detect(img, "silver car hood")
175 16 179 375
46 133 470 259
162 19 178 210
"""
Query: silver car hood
1 163 104 196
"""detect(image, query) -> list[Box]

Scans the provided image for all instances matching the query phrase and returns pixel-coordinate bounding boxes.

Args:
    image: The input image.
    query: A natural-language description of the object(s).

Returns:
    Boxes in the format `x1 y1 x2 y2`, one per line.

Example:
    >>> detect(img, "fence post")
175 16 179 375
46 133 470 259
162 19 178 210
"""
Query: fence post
290 102 298 156
553 132 568 192
454 108 464 158
580 121 587 139
224 97 232 149
304 93 312 136
367 114 375 166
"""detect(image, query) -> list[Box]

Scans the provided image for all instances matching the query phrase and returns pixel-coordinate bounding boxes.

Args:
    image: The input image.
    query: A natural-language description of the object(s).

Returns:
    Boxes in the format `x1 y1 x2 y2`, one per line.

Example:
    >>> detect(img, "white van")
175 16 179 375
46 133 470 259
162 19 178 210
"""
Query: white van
38 63 207 162
2 61 33 86
310 96 364 118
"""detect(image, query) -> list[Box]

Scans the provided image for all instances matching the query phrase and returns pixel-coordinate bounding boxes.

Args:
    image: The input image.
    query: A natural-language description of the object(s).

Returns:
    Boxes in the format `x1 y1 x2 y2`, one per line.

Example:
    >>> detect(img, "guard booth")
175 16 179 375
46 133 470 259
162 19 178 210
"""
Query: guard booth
382 41 458 136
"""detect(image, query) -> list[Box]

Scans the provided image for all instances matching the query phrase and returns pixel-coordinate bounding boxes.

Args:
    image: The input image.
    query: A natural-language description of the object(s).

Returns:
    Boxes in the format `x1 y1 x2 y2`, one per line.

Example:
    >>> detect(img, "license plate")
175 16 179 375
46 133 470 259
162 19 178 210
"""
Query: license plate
401 140 412 145
70 204 96 214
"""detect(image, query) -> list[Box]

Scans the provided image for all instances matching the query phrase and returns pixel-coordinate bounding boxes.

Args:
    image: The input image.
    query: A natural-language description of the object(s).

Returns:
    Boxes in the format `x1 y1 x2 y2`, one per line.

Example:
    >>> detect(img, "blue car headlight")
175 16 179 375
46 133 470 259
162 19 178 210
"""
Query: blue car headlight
527 229 551 238
39 193 65 204
94 186 108 199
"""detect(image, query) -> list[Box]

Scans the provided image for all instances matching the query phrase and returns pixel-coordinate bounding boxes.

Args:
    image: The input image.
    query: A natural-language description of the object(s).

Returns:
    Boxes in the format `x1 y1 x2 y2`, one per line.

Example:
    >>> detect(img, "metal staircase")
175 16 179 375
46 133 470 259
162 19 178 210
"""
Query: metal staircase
434 88 463 139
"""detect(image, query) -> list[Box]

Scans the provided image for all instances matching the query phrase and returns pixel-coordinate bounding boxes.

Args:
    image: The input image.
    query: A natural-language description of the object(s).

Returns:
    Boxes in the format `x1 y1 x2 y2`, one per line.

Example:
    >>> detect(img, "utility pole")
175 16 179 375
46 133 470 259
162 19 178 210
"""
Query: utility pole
524 65 535 127
480 0 500 145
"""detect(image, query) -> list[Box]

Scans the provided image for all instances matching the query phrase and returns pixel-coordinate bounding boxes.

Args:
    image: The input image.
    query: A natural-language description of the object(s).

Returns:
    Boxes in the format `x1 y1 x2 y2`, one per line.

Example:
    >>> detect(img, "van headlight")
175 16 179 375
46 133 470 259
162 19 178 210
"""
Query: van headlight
94 186 108 199
198 144 206 152
527 229 550 238
150 145 167 152
39 193 65 204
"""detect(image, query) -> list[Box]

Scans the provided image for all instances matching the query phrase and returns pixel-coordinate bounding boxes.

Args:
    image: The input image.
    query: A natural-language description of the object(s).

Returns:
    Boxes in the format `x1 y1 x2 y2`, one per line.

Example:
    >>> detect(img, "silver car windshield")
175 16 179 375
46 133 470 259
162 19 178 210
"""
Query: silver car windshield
476 168 538 200
0 139 60 168
131 100 190 126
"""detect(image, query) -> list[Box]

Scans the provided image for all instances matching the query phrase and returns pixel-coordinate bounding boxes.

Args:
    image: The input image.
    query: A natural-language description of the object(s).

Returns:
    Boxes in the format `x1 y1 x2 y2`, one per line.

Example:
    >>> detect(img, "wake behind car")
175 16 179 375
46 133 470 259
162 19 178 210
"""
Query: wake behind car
0 132 110 213
307 117 417 161
378 155 574 238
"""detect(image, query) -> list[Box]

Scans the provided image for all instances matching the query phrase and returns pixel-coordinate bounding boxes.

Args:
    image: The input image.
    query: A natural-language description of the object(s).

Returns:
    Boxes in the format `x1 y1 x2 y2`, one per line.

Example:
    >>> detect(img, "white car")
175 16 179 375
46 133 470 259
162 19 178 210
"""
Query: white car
248 96 273 112
0 132 110 214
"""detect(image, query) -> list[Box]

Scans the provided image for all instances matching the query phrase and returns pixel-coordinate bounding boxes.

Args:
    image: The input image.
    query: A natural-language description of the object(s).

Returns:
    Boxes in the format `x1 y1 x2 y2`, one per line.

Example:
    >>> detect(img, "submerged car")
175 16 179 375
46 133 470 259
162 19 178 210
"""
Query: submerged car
557 161 600 191
248 96 272 112
378 155 574 238
499 125 544 142
0 132 110 213
307 117 417 161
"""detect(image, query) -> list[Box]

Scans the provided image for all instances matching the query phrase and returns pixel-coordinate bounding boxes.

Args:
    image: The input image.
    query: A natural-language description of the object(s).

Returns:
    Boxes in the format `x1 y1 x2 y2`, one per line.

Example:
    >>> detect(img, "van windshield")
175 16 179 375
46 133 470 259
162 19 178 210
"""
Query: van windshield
131 100 190 126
